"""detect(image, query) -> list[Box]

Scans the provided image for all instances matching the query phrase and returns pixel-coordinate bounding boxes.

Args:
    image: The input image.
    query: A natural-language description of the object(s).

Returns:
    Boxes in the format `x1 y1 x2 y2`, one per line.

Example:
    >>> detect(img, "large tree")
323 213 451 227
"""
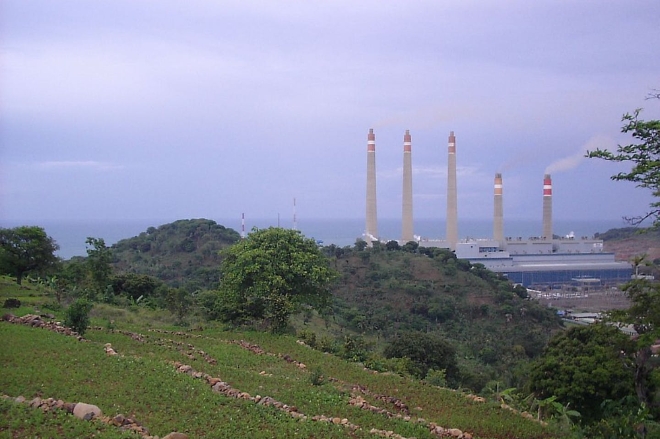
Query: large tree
383 331 459 383
529 324 636 424
216 227 337 332
0 226 59 284
587 93 660 227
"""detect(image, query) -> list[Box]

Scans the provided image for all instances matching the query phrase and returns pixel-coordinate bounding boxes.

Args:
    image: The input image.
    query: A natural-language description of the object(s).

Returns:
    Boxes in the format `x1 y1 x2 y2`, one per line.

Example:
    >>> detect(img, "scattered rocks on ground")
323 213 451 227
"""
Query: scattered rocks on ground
2 313 85 340
73 402 102 420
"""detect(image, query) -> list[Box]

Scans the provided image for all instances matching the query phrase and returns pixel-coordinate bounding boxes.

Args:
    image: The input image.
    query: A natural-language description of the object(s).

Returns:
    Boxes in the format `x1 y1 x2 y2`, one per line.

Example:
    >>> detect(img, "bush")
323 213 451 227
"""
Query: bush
64 298 93 336
309 367 324 386
297 329 317 348
425 369 447 387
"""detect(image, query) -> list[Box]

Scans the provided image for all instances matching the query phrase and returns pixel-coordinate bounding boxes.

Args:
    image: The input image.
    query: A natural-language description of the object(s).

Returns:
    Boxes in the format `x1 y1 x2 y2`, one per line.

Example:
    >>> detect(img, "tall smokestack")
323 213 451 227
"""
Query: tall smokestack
446 131 458 249
402 130 413 242
366 128 378 244
542 174 553 240
493 173 504 244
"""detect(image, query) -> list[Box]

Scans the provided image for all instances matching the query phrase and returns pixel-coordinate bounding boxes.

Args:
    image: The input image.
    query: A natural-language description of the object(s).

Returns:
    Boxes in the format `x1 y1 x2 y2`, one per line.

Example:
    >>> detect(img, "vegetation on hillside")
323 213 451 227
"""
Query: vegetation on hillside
208 227 337 332
111 219 240 291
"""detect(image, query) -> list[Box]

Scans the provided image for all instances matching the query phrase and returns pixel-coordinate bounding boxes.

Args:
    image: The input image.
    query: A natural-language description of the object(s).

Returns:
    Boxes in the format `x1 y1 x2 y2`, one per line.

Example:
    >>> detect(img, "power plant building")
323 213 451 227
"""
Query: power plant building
364 129 632 288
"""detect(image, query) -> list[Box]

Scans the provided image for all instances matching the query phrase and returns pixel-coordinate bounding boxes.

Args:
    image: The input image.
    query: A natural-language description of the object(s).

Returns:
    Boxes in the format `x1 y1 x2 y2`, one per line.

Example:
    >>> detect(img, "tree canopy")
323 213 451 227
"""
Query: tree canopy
215 227 337 332
0 226 59 284
383 331 459 383
529 324 636 424
587 94 660 227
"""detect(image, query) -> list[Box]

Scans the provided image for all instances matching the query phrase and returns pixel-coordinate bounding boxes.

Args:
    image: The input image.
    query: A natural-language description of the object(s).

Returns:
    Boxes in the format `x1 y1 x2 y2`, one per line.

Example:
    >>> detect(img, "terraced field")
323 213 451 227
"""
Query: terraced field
0 312 562 439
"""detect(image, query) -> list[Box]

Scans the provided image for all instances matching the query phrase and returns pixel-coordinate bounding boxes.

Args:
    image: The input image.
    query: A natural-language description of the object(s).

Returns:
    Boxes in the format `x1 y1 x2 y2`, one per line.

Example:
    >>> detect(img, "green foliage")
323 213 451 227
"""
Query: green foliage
529 324 636 424
165 288 192 324
111 219 240 291
587 98 660 227
217 227 337 332
0 226 60 285
425 368 447 387
111 273 161 301
309 367 325 386
384 331 458 381
609 278 660 407
85 237 112 296
581 397 658 439
64 298 93 335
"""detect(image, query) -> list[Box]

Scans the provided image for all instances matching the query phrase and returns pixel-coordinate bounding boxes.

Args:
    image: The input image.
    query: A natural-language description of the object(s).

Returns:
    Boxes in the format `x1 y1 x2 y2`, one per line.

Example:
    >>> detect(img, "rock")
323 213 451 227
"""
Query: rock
112 414 126 426
162 433 189 439
15 395 25 403
29 397 42 408
448 428 463 438
73 402 102 420
3 298 21 309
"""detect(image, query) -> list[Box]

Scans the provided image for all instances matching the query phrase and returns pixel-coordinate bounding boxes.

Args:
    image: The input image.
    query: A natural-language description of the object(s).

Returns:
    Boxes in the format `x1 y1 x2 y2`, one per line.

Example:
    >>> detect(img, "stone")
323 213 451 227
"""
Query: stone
3 298 21 309
15 396 25 403
162 432 189 439
448 428 463 438
112 414 126 426
73 402 102 420
29 397 42 408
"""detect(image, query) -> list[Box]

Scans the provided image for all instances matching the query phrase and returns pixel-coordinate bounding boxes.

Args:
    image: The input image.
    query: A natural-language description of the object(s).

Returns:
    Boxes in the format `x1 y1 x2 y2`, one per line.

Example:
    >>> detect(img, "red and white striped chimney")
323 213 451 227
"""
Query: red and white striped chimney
542 174 552 240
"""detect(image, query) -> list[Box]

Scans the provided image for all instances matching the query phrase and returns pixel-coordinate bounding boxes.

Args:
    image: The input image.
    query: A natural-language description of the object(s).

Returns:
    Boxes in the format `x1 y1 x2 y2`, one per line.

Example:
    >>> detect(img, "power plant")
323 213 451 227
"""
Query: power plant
363 129 632 288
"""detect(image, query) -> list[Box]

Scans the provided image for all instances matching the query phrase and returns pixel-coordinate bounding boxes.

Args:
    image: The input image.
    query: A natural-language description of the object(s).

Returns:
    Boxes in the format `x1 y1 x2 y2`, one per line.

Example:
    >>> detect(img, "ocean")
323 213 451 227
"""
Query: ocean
1 217 631 260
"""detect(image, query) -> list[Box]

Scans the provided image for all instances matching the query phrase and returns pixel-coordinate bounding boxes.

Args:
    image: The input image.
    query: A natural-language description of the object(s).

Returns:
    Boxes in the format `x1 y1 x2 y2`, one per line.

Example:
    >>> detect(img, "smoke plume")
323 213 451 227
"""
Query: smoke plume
545 135 616 174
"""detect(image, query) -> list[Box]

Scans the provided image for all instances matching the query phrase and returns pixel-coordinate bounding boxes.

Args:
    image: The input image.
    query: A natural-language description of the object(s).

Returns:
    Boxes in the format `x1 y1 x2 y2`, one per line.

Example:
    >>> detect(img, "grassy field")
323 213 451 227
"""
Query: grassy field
1 280 563 439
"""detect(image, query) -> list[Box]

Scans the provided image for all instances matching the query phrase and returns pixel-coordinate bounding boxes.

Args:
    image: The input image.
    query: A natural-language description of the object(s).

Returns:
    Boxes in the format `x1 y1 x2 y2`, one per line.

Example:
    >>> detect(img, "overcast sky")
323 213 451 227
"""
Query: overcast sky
2 1 659 228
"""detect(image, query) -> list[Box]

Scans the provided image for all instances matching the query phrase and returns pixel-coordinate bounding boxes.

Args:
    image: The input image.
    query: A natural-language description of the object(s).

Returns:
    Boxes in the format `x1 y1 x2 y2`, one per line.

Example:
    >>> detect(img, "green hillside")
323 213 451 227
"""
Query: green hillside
110 219 240 291
326 245 559 391
0 280 561 439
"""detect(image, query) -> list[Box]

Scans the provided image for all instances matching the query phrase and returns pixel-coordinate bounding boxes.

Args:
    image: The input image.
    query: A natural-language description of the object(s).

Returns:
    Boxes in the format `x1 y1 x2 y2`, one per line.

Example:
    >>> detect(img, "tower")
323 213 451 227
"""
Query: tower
366 128 378 244
402 130 413 242
446 131 458 249
494 173 504 244
542 174 553 240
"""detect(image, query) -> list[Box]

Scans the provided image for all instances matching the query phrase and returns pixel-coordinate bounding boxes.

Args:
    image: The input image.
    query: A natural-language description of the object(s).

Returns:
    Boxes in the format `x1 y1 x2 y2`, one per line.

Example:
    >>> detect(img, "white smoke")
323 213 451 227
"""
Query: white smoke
545 135 616 174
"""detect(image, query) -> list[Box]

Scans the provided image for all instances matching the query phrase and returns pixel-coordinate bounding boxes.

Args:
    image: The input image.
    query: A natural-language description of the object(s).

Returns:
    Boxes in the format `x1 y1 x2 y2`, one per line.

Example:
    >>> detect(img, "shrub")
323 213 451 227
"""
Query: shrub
425 369 447 387
297 329 317 348
64 298 93 336
309 367 324 386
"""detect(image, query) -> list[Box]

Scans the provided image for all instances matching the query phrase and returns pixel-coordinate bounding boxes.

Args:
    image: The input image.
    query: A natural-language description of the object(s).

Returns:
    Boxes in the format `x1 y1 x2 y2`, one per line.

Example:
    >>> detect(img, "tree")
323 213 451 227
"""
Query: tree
383 331 459 382
609 278 660 408
64 298 93 336
166 288 192 324
528 324 636 424
85 237 112 295
217 227 337 332
0 226 59 284
587 94 660 227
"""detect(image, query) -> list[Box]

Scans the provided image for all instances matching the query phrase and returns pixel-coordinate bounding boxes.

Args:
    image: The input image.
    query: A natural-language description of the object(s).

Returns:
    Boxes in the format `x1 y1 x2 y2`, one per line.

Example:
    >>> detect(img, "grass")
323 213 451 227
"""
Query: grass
0 279 563 438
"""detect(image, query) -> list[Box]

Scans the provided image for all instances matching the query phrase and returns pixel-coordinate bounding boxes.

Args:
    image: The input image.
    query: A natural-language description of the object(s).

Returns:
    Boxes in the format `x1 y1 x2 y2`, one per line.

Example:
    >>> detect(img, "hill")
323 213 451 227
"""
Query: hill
86 220 561 392
0 280 562 439
597 227 660 274
325 245 560 391
110 219 240 291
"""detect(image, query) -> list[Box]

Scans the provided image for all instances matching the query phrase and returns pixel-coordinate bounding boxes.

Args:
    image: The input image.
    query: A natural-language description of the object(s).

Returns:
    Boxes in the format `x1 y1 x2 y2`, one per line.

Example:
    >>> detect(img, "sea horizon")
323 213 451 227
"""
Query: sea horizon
1 216 634 260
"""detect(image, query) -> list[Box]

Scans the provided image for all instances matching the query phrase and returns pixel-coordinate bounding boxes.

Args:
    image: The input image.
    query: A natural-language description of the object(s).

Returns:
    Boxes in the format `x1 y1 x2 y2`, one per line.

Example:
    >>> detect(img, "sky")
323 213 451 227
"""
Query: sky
2 1 660 229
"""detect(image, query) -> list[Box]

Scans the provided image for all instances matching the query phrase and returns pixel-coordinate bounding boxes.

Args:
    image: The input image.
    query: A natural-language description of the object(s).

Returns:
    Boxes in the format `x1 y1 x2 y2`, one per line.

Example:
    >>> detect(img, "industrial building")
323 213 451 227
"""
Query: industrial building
363 129 632 288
